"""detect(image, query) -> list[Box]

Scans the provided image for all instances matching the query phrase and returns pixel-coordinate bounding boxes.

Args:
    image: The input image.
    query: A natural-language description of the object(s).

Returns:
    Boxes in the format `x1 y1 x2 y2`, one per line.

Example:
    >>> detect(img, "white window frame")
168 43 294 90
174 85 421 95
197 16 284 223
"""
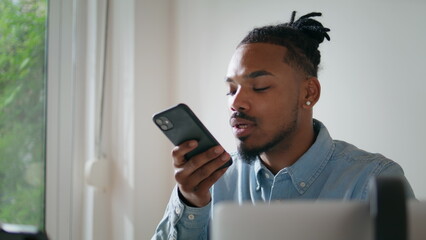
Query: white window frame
45 0 85 239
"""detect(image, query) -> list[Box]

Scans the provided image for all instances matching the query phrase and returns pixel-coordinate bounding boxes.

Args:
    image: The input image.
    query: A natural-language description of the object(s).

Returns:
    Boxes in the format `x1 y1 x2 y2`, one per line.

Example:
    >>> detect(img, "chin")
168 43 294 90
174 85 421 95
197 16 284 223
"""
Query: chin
237 143 260 165
238 139 264 154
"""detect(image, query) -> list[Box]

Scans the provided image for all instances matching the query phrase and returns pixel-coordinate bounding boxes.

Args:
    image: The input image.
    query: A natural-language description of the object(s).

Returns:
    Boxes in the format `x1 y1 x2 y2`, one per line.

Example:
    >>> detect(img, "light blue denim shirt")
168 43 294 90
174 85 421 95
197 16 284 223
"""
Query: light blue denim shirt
152 120 415 240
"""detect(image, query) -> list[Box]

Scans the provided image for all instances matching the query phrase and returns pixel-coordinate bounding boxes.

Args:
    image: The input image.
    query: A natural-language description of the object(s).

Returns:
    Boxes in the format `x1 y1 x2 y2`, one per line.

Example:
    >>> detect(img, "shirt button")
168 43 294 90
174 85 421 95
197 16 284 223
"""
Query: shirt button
188 214 195 220
265 173 270 179
299 182 306 188
175 207 181 215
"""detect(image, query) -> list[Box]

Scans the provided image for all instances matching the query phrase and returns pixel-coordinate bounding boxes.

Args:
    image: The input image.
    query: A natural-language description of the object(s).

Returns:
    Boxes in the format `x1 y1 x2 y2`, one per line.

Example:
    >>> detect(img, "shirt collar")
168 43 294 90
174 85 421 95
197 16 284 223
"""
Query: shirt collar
254 119 335 194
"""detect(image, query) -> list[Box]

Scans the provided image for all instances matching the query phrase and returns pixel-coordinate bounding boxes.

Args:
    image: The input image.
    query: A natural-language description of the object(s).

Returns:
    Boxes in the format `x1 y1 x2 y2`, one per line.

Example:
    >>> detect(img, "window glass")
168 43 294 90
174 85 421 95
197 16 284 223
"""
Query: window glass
0 0 47 228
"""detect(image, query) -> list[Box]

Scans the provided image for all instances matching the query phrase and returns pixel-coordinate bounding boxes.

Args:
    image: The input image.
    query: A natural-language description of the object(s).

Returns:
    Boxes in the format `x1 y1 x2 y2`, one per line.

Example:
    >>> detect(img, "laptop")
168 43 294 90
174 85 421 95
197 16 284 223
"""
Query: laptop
211 200 426 240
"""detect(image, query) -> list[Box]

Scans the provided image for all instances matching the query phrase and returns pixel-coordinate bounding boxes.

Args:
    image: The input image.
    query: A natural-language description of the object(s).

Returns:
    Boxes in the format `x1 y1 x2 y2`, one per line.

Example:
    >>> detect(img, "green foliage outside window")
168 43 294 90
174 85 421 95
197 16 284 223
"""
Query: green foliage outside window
0 0 47 228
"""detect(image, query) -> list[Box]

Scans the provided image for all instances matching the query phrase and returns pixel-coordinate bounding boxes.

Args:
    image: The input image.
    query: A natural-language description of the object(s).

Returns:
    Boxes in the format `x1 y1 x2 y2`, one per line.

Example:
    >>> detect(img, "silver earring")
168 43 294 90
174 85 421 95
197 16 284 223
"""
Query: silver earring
306 101 311 106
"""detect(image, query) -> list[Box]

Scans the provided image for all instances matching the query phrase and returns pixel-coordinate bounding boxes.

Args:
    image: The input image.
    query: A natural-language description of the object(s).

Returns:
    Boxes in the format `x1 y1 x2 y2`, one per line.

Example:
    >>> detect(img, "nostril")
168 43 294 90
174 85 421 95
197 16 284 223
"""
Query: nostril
238 106 246 111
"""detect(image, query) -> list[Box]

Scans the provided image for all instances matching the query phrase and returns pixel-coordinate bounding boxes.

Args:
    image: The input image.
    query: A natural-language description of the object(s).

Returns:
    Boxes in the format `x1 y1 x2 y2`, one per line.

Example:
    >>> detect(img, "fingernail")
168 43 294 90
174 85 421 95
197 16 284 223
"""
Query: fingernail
214 147 222 154
189 141 197 147
221 154 229 161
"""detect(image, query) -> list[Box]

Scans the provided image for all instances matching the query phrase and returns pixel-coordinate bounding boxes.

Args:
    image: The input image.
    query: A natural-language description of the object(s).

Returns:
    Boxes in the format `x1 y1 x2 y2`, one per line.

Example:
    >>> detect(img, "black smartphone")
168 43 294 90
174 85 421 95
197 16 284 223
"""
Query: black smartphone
153 103 232 168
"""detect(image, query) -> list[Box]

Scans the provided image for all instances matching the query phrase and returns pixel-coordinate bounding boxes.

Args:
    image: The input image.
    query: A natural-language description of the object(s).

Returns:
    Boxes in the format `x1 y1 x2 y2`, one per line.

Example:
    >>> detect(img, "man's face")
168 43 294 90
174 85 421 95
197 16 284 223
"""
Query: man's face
226 43 306 162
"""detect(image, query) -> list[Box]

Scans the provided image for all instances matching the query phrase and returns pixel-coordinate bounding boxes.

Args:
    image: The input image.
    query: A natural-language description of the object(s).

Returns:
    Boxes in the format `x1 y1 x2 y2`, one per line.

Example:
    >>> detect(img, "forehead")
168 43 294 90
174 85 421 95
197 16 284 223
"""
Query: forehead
226 43 288 77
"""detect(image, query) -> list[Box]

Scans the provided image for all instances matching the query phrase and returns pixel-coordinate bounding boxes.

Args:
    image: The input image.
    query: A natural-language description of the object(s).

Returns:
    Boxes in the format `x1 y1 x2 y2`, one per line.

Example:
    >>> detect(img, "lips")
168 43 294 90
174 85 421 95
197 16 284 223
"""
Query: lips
230 117 256 138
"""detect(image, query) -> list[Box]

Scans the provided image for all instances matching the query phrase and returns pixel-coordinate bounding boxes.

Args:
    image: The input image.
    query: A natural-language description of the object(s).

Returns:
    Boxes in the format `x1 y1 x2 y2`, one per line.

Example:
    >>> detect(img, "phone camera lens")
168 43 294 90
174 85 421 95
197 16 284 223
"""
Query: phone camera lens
156 116 173 130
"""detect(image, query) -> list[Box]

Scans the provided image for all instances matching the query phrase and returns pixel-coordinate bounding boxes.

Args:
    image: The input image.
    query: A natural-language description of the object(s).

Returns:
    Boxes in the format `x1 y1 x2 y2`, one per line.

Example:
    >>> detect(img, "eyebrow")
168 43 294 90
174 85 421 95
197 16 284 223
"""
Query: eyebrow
246 70 273 79
225 70 274 83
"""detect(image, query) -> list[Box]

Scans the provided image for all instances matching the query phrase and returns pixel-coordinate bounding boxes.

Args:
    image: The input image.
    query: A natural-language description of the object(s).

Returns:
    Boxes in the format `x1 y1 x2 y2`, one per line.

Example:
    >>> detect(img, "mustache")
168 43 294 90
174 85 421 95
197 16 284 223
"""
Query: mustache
230 111 257 122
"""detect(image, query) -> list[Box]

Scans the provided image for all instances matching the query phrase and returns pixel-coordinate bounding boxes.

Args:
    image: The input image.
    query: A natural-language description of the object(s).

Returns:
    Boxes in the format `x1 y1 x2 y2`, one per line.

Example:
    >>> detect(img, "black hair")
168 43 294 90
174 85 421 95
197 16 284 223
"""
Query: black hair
239 11 330 77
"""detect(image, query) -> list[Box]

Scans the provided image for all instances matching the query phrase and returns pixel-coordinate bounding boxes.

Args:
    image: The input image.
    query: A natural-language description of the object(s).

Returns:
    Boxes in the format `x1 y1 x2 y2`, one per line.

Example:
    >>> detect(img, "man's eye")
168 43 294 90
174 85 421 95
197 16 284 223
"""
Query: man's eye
226 90 236 96
253 86 270 92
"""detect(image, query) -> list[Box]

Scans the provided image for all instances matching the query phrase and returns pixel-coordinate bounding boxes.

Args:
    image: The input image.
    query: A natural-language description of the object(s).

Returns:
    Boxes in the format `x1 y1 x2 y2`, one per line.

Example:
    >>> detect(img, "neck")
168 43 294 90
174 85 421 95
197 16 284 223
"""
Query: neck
260 120 316 175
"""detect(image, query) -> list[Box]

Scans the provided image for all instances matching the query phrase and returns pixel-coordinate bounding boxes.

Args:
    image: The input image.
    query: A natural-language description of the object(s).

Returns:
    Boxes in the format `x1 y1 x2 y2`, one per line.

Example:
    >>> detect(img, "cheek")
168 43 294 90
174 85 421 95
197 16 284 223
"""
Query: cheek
264 92 296 112
261 95 298 123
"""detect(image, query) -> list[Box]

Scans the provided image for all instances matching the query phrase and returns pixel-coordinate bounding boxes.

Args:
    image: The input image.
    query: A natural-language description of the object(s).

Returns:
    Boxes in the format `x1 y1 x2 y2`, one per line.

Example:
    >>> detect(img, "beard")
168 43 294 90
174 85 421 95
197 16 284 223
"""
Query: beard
237 106 299 165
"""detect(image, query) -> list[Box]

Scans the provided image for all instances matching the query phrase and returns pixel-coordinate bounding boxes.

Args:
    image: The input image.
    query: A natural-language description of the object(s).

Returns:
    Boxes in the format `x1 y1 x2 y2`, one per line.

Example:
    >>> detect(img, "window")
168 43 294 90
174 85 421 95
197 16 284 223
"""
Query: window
0 0 47 229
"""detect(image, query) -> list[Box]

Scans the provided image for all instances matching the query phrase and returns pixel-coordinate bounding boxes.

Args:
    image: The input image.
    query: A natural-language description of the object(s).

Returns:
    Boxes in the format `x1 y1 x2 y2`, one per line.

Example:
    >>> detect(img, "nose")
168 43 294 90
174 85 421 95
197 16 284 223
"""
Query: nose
229 87 250 112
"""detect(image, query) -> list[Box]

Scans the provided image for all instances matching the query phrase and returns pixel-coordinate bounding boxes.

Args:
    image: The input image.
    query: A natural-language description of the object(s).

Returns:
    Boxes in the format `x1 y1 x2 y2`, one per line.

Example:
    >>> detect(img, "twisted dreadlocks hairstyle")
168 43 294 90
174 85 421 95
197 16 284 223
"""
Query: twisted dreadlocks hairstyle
239 11 330 77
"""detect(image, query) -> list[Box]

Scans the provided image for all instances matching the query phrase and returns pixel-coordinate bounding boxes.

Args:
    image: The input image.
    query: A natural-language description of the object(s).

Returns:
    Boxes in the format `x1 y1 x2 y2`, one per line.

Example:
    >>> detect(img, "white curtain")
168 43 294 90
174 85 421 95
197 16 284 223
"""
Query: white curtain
60 1 176 239
80 0 135 239
80 0 113 239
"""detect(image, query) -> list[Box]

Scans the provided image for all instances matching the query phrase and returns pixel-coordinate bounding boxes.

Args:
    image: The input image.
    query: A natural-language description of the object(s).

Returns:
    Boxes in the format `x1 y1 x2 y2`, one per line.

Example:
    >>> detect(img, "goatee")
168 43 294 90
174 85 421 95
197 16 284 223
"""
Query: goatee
237 107 299 165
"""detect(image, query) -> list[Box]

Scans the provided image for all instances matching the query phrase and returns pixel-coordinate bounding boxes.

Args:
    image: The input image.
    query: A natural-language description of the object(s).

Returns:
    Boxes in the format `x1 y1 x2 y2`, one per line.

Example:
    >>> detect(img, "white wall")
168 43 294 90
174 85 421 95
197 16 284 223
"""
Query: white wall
138 0 426 238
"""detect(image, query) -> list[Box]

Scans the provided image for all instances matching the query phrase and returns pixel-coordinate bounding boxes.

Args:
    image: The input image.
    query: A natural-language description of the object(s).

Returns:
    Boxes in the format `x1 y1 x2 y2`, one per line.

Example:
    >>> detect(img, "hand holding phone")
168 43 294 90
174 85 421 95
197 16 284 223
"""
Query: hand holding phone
153 103 232 168
153 103 232 207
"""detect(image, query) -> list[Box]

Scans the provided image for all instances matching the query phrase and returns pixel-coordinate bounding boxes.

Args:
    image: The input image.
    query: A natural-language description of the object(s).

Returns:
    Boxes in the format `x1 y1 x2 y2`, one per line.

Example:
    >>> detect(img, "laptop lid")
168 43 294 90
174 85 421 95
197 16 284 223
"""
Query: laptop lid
211 200 426 240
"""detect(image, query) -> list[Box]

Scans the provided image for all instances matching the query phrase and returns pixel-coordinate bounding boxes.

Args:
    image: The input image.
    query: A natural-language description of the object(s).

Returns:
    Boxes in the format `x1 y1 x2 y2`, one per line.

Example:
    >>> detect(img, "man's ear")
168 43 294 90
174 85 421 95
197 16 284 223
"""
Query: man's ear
302 77 321 108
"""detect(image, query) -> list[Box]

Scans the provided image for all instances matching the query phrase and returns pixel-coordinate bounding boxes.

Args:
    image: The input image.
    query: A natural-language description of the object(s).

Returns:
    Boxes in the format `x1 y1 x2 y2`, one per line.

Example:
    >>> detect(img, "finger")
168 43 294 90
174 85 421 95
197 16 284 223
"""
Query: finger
172 140 198 167
194 166 229 194
178 166 227 207
177 154 230 207
185 145 226 172
174 146 228 191
189 151 230 186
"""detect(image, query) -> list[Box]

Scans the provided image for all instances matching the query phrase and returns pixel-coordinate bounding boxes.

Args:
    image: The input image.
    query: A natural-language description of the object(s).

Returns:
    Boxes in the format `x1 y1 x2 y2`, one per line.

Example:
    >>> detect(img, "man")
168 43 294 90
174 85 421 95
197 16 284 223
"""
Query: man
152 11 415 239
